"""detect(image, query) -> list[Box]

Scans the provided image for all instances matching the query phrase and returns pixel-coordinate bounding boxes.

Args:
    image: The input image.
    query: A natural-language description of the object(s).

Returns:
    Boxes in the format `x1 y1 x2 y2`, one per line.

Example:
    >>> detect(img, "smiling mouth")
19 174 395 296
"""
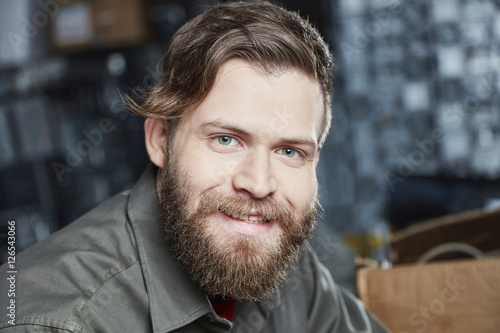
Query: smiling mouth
219 209 272 224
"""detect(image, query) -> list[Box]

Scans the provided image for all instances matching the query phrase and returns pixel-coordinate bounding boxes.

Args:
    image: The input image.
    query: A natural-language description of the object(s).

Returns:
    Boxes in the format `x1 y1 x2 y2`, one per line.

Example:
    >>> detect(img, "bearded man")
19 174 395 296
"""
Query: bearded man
0 1 388 332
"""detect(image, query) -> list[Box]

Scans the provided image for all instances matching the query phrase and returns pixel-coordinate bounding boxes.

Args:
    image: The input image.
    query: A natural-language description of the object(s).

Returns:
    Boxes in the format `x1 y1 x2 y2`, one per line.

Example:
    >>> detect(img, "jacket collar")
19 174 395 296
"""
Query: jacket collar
127 164 211 332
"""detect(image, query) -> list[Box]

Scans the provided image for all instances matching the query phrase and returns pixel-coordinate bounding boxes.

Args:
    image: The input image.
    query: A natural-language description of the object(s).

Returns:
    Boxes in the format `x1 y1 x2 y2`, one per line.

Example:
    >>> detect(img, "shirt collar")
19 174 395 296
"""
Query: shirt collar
127 164 212 332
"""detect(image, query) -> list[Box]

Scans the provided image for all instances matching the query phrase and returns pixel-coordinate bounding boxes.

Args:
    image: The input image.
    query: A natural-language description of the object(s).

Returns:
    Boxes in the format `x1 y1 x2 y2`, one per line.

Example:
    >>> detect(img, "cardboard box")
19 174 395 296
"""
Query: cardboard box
391 208 500 264
357 257 500 333
51 0 149 52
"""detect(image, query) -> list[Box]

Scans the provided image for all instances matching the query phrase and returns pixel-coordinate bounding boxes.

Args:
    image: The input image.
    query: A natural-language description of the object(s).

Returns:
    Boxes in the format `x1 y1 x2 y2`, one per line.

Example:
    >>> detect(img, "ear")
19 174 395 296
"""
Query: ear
144 118 169 168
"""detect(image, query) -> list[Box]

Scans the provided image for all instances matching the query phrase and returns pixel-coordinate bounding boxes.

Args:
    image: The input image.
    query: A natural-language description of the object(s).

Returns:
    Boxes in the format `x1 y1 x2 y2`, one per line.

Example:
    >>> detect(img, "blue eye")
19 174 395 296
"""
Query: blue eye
217 136 236 146
280 148 299 158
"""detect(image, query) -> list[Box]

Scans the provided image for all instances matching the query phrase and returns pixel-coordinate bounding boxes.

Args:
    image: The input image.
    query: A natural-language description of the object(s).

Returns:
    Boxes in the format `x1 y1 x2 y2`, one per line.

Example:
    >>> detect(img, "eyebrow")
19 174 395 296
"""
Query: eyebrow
200 120 318 148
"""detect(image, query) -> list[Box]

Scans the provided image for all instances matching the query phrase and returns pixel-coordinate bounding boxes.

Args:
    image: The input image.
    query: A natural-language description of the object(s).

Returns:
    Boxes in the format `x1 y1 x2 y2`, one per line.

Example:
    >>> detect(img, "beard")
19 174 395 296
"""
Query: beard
159 147 319 302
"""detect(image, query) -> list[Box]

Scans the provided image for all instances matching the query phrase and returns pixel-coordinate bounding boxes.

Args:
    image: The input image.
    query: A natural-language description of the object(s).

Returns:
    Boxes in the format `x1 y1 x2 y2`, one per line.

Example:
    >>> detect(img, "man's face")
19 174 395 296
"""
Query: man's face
159 58 324 301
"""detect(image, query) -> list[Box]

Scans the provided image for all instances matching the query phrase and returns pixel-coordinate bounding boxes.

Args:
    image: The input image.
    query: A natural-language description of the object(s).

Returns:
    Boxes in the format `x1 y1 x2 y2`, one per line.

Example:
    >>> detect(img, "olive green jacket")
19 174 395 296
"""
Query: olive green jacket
0 165 388 332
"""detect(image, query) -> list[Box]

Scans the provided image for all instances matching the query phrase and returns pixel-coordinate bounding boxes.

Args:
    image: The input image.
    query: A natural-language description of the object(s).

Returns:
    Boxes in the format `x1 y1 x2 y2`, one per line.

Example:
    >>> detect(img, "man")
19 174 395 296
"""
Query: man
0 1 388 332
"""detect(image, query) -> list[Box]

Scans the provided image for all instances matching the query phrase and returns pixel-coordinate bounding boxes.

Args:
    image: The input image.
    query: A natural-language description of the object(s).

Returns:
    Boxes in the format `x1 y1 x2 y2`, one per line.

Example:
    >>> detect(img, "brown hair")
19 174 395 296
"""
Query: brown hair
125 1 334 145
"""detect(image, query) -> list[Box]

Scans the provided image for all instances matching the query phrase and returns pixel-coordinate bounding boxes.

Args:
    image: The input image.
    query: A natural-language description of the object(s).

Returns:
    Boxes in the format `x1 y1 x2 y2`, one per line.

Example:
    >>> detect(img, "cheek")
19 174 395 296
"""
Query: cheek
175 145 236 193
279 168 318 210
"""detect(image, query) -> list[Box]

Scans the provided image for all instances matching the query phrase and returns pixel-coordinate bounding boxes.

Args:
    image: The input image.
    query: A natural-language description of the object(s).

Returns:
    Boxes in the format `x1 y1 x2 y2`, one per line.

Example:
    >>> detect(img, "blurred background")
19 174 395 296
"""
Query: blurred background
1 0 500 290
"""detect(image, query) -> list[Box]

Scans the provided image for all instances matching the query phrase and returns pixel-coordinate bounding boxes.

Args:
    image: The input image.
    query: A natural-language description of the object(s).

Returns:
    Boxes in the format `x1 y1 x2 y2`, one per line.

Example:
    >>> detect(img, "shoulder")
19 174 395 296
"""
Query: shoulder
269 244 389 332
0 191 149 332
281 243 337 306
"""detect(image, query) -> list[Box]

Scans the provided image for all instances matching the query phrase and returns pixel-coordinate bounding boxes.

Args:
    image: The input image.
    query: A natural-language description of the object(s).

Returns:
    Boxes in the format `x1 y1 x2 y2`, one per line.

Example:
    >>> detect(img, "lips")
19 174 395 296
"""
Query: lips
219 209 271 224
212 205 280 237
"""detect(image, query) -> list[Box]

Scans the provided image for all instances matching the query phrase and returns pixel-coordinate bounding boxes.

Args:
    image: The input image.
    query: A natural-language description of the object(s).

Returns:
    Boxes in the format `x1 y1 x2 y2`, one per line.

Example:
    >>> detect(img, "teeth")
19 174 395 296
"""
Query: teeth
222 210 269 223
248 215 263 222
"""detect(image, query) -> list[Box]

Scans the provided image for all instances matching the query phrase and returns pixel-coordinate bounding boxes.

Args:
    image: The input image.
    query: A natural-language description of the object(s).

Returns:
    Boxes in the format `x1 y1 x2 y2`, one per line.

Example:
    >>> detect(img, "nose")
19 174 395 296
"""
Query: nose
232 149 277 199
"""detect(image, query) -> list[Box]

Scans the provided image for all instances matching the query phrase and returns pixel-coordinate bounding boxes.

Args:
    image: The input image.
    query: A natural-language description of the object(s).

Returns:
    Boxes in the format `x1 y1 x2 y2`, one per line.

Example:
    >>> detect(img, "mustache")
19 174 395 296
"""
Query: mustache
191 191 295 226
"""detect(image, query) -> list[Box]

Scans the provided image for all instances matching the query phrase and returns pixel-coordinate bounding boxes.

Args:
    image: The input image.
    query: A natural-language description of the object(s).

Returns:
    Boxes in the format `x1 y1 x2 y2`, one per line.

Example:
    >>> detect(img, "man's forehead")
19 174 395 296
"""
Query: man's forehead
214 59 320 87
180 59 324 145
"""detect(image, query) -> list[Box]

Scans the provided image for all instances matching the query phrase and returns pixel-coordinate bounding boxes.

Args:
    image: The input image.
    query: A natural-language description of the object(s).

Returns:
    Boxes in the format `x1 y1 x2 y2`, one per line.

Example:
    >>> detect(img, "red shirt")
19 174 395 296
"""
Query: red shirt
210 298 235 321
